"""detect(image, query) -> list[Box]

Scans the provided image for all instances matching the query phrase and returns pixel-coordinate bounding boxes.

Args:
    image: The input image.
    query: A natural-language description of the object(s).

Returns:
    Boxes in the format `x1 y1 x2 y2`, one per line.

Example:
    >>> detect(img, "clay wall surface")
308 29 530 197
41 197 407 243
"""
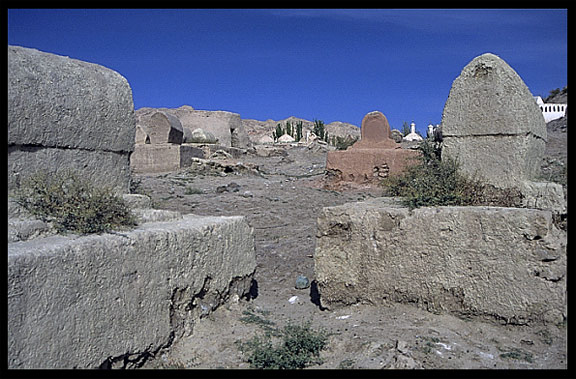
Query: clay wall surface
315 198 566 325
8 45 135 193
130 144 205 173
8 214 256 368
326 111 419 184
326 149 419 183
441 53 547 189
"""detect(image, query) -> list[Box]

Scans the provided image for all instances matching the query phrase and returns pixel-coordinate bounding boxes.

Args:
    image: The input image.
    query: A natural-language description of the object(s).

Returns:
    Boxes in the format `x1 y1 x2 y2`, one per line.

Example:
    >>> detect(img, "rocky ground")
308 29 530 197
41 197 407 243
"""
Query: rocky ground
136 141 567 370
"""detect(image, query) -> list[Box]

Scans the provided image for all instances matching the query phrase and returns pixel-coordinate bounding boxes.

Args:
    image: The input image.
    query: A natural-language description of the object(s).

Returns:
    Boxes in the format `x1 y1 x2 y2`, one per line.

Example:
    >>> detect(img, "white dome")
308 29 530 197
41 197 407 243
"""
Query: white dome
403 121 423 141
258 135 274 144
403 132 423 142
277 134 295 143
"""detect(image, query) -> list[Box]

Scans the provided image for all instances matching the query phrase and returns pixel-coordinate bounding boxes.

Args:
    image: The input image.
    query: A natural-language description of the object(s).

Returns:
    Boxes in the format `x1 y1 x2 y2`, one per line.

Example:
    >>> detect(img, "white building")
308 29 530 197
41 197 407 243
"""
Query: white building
403 121 423 142
277 133 296 143
258 135 274 144
427 124 435 138
534 96 567 123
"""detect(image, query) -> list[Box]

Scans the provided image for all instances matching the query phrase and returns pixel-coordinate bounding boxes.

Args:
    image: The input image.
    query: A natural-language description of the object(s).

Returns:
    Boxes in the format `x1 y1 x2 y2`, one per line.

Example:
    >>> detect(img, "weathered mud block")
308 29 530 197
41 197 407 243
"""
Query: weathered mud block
441 53 565 213
326 149 418 183
130 143 205 173
353 111 398 149
8 215 256 368
326 111 419 184
8 45 135 193
441 53 547 189
315 198 566 325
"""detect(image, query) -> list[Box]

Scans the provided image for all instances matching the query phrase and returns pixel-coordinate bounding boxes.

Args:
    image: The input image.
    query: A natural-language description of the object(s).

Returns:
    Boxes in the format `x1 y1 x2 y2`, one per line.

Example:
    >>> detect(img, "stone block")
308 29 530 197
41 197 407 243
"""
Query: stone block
130 144 205 173
8 144 132 193
8 214 256 368
441 53 547 188
441 135 544 189
8 45 135 152
8 45 135 193
520 181 566 214
315 199 566 325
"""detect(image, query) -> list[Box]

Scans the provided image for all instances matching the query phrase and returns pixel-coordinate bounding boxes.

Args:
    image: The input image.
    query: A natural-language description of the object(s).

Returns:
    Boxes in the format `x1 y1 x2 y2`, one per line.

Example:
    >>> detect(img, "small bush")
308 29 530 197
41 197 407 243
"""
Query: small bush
239 309 276 333
382 139 522 209
238 322 329 369
14 170 137 234
498 347 534 363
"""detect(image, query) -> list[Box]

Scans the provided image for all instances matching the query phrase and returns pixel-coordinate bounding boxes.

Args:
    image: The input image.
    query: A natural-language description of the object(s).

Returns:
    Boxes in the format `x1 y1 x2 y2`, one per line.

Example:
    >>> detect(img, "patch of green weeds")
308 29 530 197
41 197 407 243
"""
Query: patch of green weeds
13 170 136 234
239 309 276 333
498 347 534 363
415 335 441 354
237 321 330 369
381 139 523 209
338 358 356 369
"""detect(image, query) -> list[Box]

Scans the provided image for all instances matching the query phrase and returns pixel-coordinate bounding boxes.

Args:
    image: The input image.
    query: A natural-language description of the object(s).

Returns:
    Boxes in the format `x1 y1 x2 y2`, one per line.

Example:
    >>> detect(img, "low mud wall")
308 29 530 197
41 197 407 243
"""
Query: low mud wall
8 214 256 368
315 198 566 325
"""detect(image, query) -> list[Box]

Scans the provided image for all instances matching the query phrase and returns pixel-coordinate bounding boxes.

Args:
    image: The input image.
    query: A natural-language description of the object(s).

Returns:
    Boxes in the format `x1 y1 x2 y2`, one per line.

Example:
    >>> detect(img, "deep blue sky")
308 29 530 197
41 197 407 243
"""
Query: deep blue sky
8 9 567 134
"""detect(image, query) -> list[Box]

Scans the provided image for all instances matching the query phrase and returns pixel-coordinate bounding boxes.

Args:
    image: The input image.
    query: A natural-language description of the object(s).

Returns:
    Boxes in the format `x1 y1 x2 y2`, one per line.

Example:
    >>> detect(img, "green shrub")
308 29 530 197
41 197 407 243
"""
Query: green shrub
313 119 325 140
498 347 534 363
238 322 329 369
239 309 276 333
382 139 522 209
14 170 137 234
295 121 303 142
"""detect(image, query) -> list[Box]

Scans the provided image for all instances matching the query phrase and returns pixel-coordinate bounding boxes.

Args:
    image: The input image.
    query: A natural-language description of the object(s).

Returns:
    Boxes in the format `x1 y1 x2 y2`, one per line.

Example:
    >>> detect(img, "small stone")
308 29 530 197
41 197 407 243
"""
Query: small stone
295 275 310 289
216 182 240 193
396 340 410 355
228 182 241 192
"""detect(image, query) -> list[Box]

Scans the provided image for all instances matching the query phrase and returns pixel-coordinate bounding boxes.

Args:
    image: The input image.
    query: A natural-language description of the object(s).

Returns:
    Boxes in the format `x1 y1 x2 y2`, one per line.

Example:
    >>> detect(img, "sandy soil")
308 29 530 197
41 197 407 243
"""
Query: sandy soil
137 144 567 370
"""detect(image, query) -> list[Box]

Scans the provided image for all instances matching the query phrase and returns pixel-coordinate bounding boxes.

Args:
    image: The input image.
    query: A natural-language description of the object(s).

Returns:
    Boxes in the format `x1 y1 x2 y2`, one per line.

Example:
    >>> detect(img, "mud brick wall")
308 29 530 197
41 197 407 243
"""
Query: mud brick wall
315 198 566 325
8 215 256 368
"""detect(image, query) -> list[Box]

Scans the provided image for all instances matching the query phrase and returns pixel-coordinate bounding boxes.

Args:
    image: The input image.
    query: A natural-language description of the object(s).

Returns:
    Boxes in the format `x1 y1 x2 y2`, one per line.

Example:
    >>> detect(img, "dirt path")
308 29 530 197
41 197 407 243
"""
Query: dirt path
137 146 567 369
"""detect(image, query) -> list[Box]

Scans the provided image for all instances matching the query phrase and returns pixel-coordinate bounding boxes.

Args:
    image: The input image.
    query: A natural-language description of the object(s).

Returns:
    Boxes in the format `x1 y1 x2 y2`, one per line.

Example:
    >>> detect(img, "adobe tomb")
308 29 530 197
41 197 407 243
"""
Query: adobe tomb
325 111 419 184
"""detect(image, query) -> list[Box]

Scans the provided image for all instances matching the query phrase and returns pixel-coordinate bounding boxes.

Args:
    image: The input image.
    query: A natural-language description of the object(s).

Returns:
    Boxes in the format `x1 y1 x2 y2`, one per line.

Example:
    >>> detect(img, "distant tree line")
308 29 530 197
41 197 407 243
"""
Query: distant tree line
273 120 304 142
545 86 567 103
272 119 358 150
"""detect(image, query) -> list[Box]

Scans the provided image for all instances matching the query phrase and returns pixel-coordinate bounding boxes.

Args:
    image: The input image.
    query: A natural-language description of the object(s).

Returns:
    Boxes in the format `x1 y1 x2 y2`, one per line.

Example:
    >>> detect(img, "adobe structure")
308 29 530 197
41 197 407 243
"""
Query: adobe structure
130 107 251 173
130 110 205 173
325 111 419 184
